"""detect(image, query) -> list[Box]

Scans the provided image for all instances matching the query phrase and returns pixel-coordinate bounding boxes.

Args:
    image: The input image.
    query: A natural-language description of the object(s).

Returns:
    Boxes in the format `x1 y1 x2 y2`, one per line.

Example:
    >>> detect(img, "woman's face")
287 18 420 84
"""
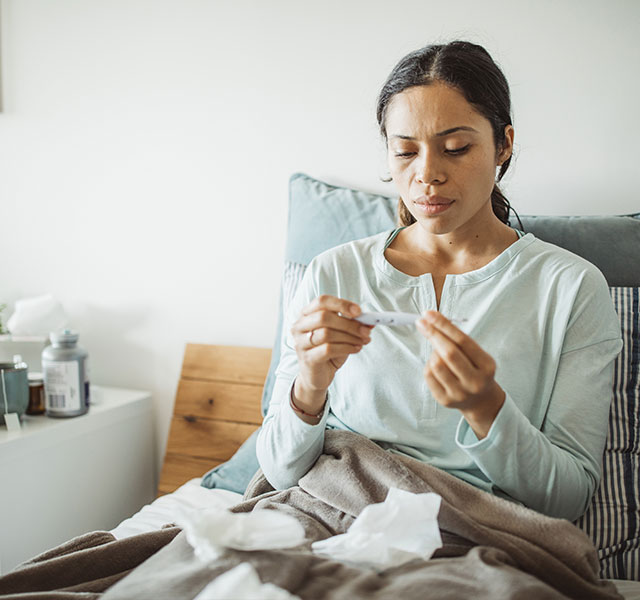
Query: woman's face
385 82 513 236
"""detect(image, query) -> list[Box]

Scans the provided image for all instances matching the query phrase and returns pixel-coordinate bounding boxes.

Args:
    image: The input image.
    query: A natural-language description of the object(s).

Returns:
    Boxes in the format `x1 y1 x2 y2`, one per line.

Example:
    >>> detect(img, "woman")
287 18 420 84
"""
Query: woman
257 41 622 521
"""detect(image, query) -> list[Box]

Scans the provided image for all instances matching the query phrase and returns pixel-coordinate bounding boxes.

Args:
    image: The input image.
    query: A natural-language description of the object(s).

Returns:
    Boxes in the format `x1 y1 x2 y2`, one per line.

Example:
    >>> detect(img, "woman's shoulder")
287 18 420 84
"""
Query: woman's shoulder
309 229 395 268
297 229 395 298
520 234 607 283
516 235 615 316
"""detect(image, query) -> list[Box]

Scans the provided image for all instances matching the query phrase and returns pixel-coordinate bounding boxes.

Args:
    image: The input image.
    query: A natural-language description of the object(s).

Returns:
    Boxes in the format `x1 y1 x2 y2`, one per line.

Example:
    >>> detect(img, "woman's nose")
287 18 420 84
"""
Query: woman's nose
415 152 445 185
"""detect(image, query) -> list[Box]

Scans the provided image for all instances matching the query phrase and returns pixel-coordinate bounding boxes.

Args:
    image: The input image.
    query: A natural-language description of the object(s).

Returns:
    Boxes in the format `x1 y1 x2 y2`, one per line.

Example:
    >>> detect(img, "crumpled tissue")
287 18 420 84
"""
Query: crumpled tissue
194 563 300 600
7 294 68 336
176 506 306 562
311 487 442 569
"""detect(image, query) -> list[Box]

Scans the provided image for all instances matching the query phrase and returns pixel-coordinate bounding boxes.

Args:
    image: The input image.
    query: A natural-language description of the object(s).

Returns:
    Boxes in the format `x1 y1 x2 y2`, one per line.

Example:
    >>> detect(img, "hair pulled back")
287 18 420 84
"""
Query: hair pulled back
376 41 519 227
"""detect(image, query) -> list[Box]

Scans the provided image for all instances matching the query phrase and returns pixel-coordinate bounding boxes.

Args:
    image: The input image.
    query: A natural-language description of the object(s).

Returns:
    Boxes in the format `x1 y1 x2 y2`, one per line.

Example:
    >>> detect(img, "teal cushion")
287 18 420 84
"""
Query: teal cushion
284 172 397 265
200 430 260 494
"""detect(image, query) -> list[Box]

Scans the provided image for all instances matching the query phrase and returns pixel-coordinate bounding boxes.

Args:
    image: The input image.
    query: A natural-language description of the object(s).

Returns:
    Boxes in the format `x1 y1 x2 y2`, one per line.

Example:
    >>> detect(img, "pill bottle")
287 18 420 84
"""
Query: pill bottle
42 330 90 418
27 372 46 415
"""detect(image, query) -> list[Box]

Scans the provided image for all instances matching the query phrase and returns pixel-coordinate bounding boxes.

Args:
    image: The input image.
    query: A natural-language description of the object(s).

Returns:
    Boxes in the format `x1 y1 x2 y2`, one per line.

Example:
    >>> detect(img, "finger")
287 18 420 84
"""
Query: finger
417 319 475 380
306 342 364 363
424 364 447 401
427 353 462 399
297 310 372 344
419 311 493 371
296 326 370 351
302 295 362 318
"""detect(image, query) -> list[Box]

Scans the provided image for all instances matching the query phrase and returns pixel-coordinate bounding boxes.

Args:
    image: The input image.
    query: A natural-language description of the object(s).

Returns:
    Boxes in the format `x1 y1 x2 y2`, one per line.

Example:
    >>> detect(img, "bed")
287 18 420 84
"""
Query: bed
1 173 639 599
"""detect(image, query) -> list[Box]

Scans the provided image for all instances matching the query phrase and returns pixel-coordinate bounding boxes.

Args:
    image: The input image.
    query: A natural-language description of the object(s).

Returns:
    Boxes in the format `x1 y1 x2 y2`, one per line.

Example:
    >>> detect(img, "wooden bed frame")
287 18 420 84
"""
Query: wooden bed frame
158 344 271 495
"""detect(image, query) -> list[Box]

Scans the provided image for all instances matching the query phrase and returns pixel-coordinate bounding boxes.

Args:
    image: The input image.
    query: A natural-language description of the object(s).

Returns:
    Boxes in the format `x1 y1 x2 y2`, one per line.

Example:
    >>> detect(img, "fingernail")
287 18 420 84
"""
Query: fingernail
350 305 360 316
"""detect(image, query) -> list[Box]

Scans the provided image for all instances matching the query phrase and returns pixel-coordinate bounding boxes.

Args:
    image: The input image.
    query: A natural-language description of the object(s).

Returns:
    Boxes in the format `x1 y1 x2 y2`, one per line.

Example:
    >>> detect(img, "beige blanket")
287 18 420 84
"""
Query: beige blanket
0 430 622 599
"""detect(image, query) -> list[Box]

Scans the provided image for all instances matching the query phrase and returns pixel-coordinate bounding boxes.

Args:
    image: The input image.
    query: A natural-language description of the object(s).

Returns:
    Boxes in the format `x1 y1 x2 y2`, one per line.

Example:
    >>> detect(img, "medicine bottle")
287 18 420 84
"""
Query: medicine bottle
42 330 90 417
27 372 46 415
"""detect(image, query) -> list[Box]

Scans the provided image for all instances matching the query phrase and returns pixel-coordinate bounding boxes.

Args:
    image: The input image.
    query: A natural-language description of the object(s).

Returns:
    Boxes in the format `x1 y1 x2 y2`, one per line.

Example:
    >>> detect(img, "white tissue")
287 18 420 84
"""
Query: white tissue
194 563 300 600
176 507 306 563
7 294 68 336
311 487 442 570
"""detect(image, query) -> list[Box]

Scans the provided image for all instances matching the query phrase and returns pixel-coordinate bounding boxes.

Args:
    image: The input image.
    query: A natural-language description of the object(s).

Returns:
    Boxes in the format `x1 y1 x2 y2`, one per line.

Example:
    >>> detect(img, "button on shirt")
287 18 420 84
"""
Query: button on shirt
257 230 623 520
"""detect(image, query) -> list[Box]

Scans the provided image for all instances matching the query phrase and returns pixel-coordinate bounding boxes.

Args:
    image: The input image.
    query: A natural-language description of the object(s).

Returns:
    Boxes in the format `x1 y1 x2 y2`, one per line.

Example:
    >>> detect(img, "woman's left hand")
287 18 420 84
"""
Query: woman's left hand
416 310 505 439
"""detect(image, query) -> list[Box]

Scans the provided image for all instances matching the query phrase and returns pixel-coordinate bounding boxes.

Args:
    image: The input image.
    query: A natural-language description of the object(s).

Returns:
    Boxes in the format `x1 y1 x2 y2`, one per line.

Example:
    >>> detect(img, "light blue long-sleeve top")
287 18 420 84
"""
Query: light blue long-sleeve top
257 229 623 520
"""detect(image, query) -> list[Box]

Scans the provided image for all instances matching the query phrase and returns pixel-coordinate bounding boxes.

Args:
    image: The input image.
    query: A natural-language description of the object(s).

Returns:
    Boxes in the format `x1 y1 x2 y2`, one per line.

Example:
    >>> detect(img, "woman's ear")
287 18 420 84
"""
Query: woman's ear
497 125 515 166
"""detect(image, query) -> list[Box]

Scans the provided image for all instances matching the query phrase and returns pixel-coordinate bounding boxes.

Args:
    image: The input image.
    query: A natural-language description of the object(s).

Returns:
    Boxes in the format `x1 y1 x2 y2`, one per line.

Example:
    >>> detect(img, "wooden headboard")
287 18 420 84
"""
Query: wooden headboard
158 344 271 495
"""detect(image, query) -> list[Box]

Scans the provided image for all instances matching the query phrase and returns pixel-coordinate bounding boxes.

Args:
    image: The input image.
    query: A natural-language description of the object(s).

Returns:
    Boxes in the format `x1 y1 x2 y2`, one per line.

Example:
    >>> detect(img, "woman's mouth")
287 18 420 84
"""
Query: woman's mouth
413 196 454 216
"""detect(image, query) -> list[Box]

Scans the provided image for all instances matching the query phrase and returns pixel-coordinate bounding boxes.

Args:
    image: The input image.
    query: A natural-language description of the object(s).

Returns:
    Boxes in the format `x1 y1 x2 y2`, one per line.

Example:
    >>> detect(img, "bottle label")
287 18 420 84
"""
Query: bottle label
43 360 81 411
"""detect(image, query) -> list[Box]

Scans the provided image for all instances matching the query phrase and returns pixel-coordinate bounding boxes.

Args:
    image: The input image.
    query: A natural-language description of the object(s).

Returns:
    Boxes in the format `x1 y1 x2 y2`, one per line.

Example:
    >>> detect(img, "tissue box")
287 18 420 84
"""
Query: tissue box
0 335 49 373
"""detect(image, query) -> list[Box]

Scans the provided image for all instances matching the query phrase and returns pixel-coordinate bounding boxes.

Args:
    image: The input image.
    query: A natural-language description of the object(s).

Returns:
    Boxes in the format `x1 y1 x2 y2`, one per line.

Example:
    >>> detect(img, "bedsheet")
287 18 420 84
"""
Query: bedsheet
109 478 241 540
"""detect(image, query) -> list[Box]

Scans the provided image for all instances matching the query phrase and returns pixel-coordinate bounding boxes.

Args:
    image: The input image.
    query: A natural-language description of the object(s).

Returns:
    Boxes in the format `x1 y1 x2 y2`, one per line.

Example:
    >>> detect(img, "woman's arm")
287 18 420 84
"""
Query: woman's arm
417 277 622 521
457 336 620 521
257 375 330 490
257 266 371 489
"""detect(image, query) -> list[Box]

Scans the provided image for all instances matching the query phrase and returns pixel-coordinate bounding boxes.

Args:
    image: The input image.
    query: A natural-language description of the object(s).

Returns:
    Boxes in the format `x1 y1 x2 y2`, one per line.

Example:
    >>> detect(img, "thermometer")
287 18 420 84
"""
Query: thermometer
354 311 468 327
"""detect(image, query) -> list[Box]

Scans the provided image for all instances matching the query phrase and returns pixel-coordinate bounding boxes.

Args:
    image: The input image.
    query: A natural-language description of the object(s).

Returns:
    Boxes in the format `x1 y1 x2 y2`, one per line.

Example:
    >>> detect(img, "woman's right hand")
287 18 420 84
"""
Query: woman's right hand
290 295 372 414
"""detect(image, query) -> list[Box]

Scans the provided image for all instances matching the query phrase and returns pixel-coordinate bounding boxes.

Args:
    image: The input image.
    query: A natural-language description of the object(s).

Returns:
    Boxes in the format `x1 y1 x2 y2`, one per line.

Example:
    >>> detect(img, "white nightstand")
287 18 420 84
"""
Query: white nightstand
0 386 155 574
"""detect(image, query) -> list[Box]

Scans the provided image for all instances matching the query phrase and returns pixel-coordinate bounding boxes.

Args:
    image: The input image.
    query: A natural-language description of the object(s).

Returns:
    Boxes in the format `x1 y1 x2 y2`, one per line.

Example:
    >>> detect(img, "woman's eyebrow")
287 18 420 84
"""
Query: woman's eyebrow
389 126 479 140
436 126 479 137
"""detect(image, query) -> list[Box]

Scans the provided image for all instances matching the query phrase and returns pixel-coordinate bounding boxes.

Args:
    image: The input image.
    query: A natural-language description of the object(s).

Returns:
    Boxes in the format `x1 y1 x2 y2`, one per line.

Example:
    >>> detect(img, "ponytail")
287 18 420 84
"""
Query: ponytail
492 184 523 229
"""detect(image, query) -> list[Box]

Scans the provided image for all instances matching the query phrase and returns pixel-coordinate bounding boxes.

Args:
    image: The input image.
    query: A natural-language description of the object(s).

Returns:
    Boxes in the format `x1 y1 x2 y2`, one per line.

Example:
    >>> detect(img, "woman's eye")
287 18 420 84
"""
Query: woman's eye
445 144 471 155
394 152 415 158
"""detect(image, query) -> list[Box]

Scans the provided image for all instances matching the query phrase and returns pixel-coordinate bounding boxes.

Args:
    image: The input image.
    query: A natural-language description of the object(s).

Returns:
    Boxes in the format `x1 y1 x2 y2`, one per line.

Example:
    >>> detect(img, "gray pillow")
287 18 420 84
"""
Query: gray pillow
516 215 640 287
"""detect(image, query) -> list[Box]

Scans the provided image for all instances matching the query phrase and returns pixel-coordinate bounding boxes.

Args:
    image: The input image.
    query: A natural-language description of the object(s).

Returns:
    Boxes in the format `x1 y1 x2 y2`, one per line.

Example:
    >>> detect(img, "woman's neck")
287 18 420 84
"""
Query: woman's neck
387 216 518 277
411 223 515 259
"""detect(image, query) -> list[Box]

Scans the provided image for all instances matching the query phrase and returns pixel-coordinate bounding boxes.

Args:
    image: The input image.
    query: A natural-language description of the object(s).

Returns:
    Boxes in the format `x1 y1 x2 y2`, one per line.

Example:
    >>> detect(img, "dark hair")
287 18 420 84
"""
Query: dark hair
376 40 521 228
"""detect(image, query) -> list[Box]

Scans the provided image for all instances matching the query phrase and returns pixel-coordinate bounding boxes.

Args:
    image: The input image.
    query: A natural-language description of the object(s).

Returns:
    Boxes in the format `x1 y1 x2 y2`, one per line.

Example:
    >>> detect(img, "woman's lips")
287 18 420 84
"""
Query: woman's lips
413 196 454 215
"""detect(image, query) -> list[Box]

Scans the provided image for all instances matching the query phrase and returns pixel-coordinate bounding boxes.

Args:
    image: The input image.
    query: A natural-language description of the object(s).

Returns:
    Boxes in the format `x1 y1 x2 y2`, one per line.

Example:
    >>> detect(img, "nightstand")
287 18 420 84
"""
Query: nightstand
0 386 155 574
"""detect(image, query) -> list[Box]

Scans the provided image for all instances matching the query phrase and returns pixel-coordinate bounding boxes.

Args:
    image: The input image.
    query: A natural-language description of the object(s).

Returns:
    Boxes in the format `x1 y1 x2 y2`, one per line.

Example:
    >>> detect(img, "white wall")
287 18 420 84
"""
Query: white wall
1 0 638 478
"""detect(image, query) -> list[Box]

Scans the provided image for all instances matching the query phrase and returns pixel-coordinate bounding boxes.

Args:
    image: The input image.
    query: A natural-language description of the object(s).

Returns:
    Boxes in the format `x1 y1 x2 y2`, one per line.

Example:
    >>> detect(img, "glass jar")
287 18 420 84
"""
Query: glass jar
27 372 45 415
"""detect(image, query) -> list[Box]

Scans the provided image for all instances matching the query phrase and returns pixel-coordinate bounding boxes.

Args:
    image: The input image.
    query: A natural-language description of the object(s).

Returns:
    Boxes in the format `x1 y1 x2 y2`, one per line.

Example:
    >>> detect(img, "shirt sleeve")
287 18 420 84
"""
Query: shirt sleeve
256 261 330 490
455 270 622 521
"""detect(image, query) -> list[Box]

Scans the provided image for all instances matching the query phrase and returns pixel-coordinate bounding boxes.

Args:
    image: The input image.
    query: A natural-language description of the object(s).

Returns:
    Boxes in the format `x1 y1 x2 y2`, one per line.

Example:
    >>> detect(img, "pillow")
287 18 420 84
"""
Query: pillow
575 287 640 580
513 216 640 287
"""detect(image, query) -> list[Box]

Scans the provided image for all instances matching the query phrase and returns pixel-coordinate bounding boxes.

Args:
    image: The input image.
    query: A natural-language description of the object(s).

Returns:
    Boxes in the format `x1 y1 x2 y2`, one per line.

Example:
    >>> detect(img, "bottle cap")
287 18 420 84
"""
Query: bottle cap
28 371 44 384
50 329 79 346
